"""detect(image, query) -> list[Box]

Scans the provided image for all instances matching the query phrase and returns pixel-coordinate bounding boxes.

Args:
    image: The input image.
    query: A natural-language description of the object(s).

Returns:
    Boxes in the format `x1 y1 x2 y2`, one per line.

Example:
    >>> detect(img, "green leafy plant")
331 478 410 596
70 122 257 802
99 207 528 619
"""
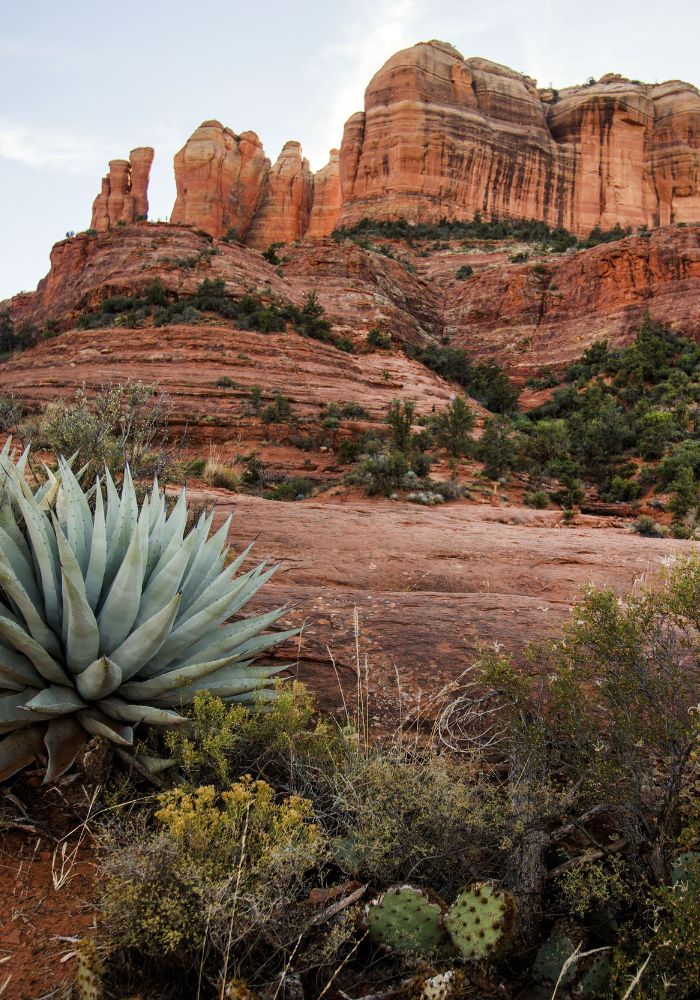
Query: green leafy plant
0 443 296 782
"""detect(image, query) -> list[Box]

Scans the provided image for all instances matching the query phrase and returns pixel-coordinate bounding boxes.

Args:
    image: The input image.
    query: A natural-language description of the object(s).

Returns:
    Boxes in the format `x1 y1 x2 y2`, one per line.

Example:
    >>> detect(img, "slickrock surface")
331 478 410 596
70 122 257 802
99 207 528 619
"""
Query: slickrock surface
338 41 700 236
90 147 154 232
0 322 455 448
197 493 690 719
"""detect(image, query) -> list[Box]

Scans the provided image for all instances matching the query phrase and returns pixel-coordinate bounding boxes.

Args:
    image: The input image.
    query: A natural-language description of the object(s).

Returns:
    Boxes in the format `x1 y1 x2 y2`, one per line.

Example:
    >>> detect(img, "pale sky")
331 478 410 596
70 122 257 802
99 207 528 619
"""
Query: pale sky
2 0 699 301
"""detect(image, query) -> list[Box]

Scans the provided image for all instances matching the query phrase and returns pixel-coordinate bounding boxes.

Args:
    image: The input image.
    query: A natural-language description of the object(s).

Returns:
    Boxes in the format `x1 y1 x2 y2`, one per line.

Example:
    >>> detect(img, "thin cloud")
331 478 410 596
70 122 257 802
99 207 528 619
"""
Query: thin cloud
0 122 104 173
308 0 420 167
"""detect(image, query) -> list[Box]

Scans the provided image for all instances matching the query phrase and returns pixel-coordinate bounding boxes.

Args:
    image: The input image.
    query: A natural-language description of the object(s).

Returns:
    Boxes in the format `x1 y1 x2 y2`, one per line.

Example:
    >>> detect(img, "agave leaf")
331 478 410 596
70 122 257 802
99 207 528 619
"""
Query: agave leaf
0 724 46 781
53 516 100 671
104 467 121 541
121 650 270 701
161 487 188 551
36 465 60 509
147 478 163 529
0 643 43 688
135 752 177 774
134 528 198 628
0 551 61 656
174 607 290 668
99 697 185 726
0 497 32 557
84 478 107 611
160 663 288 702
24 685 87 716
43 717 87 783
179 517 235 608
0 525 42 606
98 524 144 652
103 466 138 592
0 611 69 685
108 592 181 680
75 655 122 701
78 709 133 746
0 690 35 724
144 503 166 580
58 458 93 561
177 560 270 627
225 687 280 705
140 572 271 677
15 493 62 635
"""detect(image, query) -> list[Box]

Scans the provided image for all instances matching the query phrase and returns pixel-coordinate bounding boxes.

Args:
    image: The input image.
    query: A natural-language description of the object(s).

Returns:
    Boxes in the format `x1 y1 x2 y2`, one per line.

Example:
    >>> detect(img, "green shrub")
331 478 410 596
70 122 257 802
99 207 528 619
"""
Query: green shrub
348 450 408 496
631 514 667 537
38 380 173 482
525 489 549 509
0 312 37 354
0 395 22 432
183 457 205 477
266 477 314 501
262 242 284 265
455 264 474 280
366 327 392 349
340 402 368 419
608 474 642 502
261 394 293 423
430 396 474 458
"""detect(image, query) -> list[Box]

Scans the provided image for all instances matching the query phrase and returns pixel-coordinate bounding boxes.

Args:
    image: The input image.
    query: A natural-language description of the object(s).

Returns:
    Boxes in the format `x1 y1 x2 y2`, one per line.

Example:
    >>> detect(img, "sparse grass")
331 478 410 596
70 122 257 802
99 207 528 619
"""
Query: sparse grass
202 446 243 491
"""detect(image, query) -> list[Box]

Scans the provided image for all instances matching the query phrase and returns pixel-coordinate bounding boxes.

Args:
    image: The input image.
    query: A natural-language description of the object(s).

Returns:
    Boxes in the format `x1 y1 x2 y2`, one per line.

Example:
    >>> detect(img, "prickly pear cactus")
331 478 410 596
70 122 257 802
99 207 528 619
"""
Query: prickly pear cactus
444 881 515 961
672 851 700 894
366 885 447 956
75 939 102 1000
532 930 579 986
577 953 611 997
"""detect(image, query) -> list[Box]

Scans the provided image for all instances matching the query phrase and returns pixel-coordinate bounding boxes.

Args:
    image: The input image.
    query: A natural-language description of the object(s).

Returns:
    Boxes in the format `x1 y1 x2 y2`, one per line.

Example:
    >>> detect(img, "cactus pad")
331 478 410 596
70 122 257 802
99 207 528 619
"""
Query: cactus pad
532 931 579 986
75 939 102 1000
366 885 447 956
445 881 515 961
578 953 612 997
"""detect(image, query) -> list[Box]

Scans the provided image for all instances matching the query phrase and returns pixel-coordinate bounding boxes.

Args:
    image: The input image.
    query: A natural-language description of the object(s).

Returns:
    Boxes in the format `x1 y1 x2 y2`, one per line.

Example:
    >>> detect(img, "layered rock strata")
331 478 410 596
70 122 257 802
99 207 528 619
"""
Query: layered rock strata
338 41 700 235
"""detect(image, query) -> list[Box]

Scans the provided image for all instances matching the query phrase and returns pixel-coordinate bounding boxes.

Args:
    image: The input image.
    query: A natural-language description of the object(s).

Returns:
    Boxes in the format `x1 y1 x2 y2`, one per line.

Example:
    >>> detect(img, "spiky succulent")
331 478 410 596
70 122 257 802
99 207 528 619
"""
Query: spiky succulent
0 441 295 782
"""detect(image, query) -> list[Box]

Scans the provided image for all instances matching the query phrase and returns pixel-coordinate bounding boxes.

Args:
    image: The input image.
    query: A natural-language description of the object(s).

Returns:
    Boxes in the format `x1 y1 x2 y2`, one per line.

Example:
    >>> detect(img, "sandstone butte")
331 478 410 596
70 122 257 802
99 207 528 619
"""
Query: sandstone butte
87 40 700 245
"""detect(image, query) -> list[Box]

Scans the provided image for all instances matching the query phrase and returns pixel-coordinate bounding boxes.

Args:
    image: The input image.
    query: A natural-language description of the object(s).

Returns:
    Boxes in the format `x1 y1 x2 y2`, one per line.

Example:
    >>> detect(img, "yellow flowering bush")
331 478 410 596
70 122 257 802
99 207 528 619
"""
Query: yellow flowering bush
101 777 328 979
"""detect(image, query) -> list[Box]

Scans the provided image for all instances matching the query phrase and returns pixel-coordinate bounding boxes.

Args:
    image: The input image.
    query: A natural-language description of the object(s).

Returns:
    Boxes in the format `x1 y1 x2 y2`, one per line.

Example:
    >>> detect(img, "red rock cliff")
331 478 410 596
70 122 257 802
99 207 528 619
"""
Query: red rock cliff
87 42 699 244
337 41 700 235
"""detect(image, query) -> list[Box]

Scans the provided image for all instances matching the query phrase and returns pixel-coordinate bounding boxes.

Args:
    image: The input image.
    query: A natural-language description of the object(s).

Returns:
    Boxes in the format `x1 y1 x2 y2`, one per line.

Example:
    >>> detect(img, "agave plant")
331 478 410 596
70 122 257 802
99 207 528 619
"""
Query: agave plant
0 441 296 782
